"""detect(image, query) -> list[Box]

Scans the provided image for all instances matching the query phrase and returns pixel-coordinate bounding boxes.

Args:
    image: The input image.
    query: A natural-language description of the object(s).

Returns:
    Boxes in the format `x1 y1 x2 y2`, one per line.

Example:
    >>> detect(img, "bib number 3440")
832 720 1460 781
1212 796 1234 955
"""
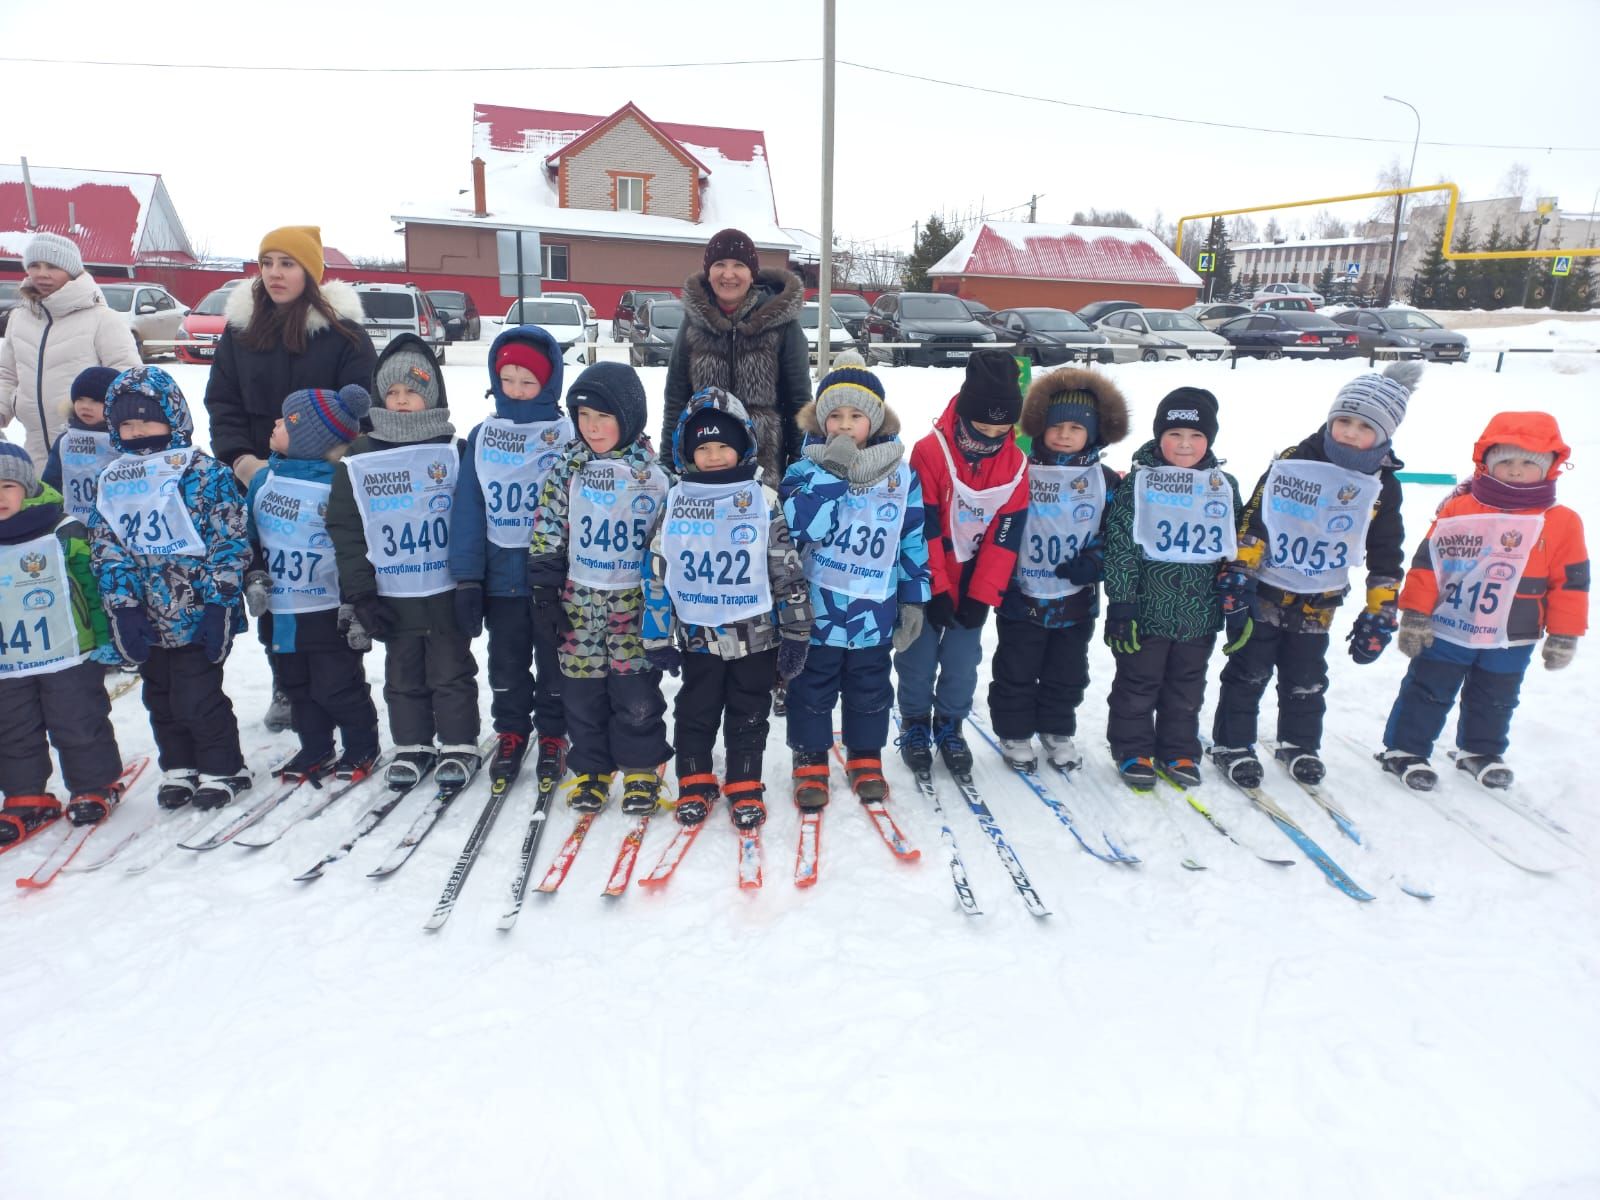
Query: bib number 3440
380 516 449 558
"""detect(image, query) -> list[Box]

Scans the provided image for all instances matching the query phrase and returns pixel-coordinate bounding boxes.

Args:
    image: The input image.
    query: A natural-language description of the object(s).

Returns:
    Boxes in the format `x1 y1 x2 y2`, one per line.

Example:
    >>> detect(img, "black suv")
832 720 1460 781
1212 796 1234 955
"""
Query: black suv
426 290 480 342
863 292 998 367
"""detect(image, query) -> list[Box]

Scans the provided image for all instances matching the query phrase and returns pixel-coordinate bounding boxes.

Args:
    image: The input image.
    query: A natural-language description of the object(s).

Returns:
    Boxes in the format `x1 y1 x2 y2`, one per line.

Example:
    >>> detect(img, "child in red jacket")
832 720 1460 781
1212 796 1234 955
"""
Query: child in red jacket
1379 411 1588 790
896 350 1029 775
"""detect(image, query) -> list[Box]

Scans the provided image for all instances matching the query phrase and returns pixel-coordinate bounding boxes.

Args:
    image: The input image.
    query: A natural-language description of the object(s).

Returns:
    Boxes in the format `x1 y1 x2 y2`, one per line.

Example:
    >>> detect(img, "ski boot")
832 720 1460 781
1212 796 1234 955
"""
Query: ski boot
620 770 662 815
565 772 613 813
792 749 830 810
334 747 381 783
998 737 1038 772
67 786 123 827
535 735 568 787
489 732 527 787
263 687 293 734
1208 745 1263 789
1455 753 1514 790
725 780 767 829
1040 733 1082 770
434 744 482 789
675 756 720 827
896 715 933 773
156 769 199 810
843 750 889 802
1118 757 1157 791
193 772 252 811
1378 749 1437 792
1273 744 1325 786
386 747 438 791
278 747 337 785
1162 758 1203 789
933 716 974 776
0 794 62 845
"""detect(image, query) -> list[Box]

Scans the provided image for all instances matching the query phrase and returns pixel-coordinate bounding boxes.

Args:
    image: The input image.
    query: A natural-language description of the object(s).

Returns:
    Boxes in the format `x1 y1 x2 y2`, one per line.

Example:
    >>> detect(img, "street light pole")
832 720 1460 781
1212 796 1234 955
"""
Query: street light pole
818 0 836 377
1380 94 1420 308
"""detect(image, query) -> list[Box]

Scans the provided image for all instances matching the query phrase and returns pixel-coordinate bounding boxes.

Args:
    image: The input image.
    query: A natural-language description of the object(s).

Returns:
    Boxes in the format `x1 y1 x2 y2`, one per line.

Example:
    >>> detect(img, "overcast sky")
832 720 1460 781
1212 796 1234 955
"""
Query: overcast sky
4 0 1597 261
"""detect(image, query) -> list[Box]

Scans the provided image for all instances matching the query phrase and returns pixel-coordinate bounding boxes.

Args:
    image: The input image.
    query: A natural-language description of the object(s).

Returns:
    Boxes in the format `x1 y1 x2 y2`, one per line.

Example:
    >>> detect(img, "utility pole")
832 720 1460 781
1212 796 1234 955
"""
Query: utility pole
818 0 836 376
1028 194 1037 223
1379 95 1420 309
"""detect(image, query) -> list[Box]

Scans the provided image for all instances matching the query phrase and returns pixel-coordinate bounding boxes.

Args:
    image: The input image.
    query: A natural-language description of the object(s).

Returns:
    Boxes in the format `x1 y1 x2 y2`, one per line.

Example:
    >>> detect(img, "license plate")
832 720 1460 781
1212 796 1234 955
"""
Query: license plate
945 350 970 360
1321 336 1341 344
369 329 388 341
1438 348 1460 357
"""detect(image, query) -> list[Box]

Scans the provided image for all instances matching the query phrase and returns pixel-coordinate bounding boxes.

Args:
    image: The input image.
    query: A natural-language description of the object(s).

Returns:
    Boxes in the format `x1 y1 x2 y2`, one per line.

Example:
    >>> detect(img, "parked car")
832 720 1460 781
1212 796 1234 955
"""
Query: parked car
504 297 588 356
1075 299 1142 325
99 283 185 362
623 298 683 367
821 292 871 341
544 291 599 343
863 291 998 367
1185 302 1250 330
959 297 1001 328
991 307 1122 365
1255 281 1324 308
175 287 232 364
356 283 447 363
800 302 851 363
426 290 480 342
611 289 673 340
1095 308 1230 362
1331 307 1470 363
0 279 22 337
1216 311 1360 359
1250 295 1315 314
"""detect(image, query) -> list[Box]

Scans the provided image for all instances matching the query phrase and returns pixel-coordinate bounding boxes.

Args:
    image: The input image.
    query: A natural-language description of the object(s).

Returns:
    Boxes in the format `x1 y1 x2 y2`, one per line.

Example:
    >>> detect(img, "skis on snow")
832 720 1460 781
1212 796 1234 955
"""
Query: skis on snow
367 737 497 881
495 764 566 930
14 757 151 889
422 759 529 931
180 766 334 852
233 756 391 849
829 742 920 863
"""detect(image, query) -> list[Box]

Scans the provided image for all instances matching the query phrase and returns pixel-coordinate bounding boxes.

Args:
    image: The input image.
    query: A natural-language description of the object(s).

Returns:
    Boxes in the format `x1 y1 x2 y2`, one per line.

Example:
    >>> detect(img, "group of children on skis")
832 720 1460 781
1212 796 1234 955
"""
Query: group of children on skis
0 280 1589 849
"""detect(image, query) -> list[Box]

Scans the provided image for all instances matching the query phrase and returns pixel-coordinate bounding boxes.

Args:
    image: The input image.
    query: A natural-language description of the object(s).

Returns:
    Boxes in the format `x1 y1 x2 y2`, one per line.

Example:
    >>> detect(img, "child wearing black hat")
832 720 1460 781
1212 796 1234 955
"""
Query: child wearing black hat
0 441 126 843
449 324 573 792
528 361 673 816
641 386 814 831
325 334 482 792
897 349 1029 777
42 365 122 526
1209 362 1421 789
243 383 382 785
1102 387 1243 790
990 368 1130 772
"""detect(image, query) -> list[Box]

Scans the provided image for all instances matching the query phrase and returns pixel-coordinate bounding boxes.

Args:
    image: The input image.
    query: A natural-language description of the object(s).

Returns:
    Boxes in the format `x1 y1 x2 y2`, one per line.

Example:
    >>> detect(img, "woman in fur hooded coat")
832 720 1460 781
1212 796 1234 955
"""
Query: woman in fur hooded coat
660 228 810 485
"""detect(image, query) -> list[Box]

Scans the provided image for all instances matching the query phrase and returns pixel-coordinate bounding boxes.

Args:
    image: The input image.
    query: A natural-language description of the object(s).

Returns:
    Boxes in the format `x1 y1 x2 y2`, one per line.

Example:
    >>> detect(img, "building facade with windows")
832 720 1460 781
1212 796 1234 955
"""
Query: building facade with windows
1230 235 1400 295
394 102 798 316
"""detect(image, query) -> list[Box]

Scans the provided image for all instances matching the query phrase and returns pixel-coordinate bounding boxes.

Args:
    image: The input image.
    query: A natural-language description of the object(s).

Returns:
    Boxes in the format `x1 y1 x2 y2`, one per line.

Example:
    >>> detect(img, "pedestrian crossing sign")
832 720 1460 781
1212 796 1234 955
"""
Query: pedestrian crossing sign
1552 256 1572 277
1198 253 1214 272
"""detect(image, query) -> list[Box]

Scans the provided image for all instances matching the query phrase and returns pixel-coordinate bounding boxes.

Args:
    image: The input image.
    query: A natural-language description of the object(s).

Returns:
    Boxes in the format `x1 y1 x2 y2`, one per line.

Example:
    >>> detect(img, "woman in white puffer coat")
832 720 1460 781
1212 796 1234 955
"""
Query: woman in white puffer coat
0 233 141 468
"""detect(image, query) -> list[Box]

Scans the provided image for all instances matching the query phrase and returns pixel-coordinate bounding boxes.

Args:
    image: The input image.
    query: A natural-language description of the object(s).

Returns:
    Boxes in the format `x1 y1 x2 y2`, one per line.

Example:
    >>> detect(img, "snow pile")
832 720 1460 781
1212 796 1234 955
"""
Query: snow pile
2 348 1597 1199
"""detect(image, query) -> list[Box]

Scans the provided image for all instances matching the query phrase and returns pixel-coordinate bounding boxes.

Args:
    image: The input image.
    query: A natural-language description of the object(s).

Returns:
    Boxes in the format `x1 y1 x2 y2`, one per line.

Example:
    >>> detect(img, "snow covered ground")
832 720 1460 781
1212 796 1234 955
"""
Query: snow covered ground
3 340 1598 1200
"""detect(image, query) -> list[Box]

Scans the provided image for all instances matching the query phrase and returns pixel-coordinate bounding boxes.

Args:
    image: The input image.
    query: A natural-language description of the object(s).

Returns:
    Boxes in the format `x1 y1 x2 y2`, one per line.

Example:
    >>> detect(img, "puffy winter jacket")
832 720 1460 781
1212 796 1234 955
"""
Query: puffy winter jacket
245 454 348 654
909 398 1030 608
0 484 111 656
202 279 376 472
781 399 930 648
529 437 670 678
85 368 249 648
0 273 141 467
660 269 810 484
642 389 813 657
449 324 569 598
1400 411 1589 642
1103 440 1243 642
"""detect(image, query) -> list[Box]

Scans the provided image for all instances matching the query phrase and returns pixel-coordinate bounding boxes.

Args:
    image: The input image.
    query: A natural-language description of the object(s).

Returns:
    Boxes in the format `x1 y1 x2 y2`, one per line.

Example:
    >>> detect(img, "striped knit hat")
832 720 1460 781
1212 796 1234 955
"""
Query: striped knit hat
281 384 372 459
814 351 887 435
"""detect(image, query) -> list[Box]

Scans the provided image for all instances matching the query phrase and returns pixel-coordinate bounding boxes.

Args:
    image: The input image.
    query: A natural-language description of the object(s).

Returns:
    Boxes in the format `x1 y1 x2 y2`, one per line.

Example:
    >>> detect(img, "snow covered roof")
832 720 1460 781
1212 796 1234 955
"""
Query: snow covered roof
781 227 824 260
394 102 798 253
929 222 1200 287
1235 234 1404 252
0 163 194 268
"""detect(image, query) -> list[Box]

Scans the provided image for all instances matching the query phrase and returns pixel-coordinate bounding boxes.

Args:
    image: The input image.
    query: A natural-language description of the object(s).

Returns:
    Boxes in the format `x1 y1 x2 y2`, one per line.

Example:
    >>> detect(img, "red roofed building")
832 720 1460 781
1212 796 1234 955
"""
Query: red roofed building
928 222 1200 312
0 162 195 276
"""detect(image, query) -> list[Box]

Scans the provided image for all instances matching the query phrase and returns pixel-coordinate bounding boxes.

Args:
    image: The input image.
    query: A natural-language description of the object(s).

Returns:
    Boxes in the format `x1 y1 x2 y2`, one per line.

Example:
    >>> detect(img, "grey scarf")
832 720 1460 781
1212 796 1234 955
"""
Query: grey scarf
370 406 455 444
804 439 905 486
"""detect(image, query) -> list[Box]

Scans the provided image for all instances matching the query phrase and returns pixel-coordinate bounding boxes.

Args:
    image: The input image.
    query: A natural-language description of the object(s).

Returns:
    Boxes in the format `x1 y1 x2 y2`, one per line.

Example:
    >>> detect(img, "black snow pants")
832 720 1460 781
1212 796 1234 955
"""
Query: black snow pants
988 615 1094 740
0 660 123 796
141 644 244 775
383 632 480 748
1212 620 1331 751
276 645 381 761
484 595 565 739
1106 634 1215 764
563 669 671 775
673 647 778 781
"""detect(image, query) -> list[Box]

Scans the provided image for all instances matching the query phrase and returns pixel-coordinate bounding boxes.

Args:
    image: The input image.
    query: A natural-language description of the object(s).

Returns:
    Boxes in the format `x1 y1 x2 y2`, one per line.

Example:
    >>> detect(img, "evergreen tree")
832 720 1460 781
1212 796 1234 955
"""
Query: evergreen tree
1556 253 1596 312
1505 224 1535 309
1473 221 1510 309
901 214 963 292
1201 217 1235 301
1447 213 1478 311
1316 263 1338 303
1528 230 1559 309
1407 220 1452 307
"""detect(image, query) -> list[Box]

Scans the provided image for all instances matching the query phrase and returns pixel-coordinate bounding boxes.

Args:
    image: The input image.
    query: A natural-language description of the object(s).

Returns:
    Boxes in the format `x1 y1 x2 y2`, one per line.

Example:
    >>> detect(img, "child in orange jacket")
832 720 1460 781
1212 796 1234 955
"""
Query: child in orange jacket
1379 411 1588 790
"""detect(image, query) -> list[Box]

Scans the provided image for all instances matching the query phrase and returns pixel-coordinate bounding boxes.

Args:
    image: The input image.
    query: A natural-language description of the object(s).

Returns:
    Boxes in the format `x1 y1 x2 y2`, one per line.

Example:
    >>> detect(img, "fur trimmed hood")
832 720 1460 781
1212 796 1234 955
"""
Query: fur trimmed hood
679 267 804 337
1019 367 1129 447
224 277 364 333
795 397 901 442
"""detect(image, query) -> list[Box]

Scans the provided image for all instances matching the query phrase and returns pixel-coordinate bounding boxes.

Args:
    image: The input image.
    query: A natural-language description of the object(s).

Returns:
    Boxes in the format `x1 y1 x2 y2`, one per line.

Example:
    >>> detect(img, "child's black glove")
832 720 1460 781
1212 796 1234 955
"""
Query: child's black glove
954 597 990 630
453 582 484 639
111 606 155 665
646 645 681 676
197 603 234 664
926 593 957 630
1103 602 1140 655
777 639 809 681
351 594 395 642
530 586 573 642
1054 539 1104 586
1347 608 1396 665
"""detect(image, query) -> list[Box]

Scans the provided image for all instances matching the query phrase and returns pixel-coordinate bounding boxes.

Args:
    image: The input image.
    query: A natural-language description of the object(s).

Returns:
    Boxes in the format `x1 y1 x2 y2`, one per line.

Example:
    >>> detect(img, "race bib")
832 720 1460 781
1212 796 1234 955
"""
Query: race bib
253 474 339 614
1016 464 1105 600
1131 466 1237 564
566 458 668 591
476 415 573 549
342 444 458 598
1427 513 1544 648
1255 459 1380 593
58 429 118 524
0 531 86 678
95 448 206 558
661 479 773 626
802 464 911 602
933 429 1026 563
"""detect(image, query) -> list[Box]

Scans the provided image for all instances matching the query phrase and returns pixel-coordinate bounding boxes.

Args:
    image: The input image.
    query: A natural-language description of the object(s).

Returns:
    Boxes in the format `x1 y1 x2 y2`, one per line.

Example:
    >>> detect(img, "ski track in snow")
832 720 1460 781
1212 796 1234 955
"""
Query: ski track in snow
3 343 1598 1199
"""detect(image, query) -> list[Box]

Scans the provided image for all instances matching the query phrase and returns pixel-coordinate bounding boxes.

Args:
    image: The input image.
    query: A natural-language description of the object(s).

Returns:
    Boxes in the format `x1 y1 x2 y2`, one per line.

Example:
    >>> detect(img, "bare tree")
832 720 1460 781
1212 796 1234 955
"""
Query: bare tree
1310 210 1350 239
1498 162 1531 203
1071 208 1141 228
1228 215 1260 244
1263 217 1284 243
1370 158 1409 222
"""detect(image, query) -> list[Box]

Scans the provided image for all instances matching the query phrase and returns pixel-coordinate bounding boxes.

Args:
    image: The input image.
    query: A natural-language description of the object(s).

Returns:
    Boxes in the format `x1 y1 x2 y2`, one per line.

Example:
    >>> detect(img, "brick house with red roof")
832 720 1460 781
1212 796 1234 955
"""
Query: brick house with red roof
1 162 195 277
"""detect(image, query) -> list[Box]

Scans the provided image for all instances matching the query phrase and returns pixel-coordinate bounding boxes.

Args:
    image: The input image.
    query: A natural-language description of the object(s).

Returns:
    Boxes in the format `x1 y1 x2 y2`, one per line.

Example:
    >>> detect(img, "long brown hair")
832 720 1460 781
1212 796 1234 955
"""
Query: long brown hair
238 275 367 354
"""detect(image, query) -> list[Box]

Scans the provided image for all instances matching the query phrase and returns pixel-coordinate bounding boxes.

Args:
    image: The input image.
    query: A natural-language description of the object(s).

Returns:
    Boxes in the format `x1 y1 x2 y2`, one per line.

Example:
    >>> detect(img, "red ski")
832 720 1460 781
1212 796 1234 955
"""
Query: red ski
831 744 920 862
536 812 596 894
602 815 651 896
15 757 152 889
794 809 823 887
638 821 704 888
738 827 763 889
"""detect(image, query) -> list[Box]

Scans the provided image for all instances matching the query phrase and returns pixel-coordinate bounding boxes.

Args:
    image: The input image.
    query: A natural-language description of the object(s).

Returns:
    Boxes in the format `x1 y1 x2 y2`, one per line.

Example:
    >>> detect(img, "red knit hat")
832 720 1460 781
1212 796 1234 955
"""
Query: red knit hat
495 340 554 386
